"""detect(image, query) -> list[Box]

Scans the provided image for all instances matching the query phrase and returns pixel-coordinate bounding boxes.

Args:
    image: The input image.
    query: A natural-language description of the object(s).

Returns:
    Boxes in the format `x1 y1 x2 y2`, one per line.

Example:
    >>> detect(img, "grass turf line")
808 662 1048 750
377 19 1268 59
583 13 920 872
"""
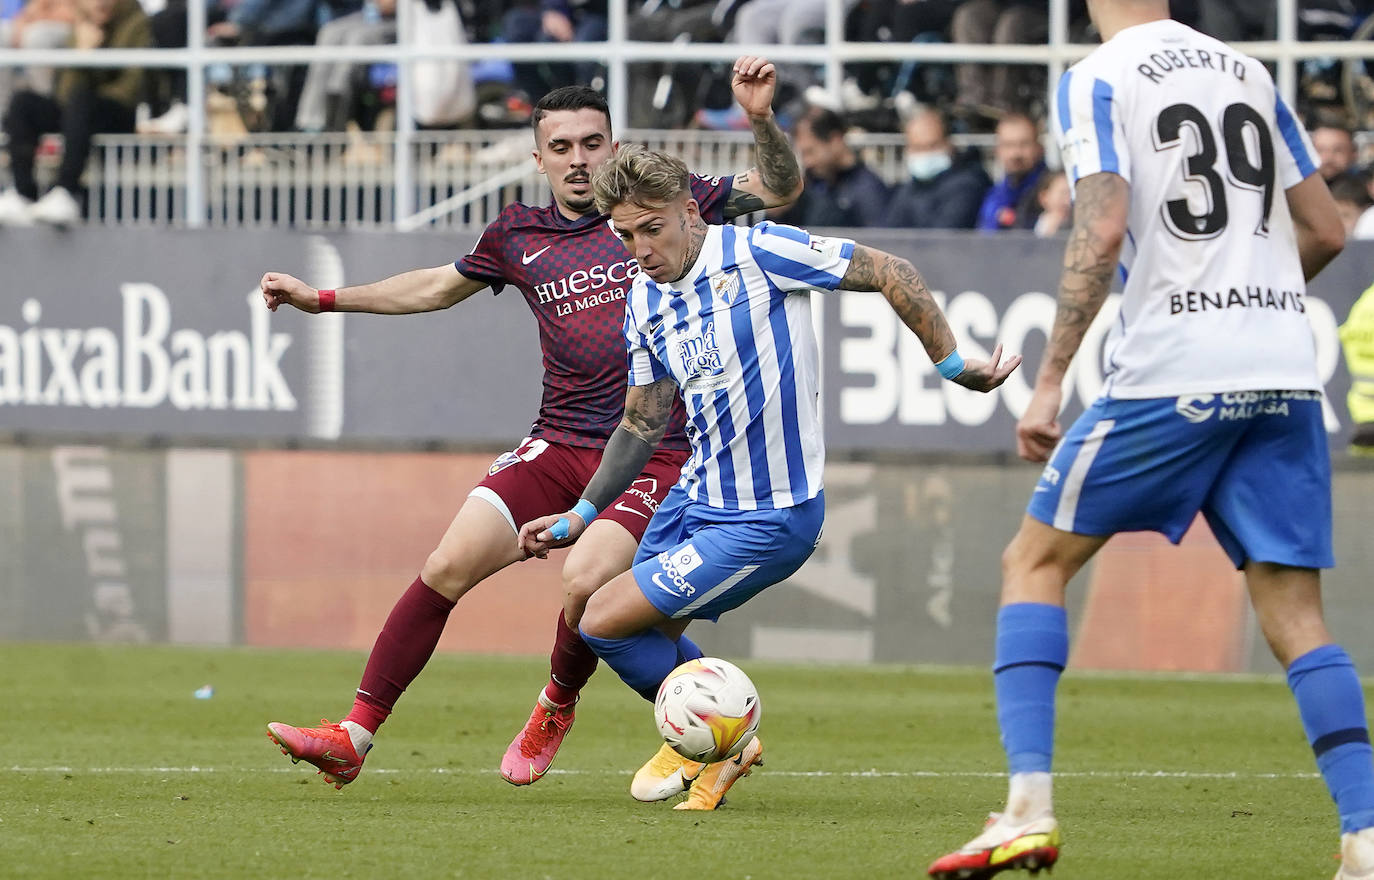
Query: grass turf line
0 643 1354 879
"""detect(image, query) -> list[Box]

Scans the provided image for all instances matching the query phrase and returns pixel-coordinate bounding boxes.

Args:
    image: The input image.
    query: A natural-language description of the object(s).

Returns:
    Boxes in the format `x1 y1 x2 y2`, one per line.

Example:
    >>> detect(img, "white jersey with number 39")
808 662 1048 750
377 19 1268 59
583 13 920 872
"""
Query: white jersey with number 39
1055 18 1322 398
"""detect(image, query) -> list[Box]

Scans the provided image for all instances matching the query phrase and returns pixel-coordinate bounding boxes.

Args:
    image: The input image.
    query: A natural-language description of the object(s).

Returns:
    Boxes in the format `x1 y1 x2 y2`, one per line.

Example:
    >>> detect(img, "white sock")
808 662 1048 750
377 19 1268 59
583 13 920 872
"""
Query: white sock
1005 772 1054 823
1345 828 1374 871
340 720 373 755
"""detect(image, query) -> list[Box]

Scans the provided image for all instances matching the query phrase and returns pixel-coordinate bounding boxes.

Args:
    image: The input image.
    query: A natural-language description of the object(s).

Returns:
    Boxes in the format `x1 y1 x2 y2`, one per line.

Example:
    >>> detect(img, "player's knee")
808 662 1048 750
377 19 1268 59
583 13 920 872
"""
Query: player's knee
1000 528 1075 603
1001 529 1048 580
578 590 620 641
420 549 478 602
561 567 607 627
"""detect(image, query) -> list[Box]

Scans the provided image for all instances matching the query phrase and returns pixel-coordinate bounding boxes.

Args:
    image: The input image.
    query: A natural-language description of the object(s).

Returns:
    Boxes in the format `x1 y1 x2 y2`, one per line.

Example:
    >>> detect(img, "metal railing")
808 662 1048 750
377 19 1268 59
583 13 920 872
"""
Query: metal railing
78 128 918 229
0 0 1365 228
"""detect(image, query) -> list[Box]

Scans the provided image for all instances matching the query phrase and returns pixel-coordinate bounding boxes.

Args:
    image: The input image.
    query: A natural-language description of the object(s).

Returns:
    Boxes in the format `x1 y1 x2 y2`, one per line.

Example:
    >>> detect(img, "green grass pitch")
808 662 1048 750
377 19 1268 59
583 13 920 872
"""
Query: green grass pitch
0 643 1359 878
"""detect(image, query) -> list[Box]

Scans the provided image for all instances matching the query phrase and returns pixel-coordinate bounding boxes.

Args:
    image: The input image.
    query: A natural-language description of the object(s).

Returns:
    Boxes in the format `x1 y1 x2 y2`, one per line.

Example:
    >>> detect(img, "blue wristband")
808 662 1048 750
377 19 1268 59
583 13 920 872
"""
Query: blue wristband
935 350 965 380
550 498 599 541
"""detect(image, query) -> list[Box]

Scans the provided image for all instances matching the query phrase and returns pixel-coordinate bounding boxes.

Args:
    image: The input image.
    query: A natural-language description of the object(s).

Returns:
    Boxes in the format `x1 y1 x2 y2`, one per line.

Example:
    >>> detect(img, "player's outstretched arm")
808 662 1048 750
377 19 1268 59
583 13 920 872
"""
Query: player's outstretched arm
839 243 1021 393
1016 171 1128 462
723 56 804 218
1286 174 1346 281
260 264 489 315
519 376 677 558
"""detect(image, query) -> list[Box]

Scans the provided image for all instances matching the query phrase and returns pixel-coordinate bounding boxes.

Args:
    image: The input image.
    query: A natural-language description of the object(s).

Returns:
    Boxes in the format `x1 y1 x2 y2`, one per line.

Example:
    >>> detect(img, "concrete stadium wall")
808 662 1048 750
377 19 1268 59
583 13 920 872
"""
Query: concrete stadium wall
2 442 1371 675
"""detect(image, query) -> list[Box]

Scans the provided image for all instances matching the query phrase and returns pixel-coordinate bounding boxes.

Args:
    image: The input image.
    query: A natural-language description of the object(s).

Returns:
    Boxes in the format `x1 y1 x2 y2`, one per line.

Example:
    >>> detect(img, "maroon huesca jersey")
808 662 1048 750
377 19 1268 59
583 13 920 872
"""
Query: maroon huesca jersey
455 173 733 451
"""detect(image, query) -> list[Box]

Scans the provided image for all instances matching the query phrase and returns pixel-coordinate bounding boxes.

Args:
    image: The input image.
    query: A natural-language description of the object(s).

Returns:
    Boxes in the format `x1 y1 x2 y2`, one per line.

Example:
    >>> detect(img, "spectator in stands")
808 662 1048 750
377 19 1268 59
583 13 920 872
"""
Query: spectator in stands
977 111 1046 230
1194 0 1274 41
502 0 607 102
773 105 890 228
726 0 861 106
950 0 1047 126
295 0 396 131
0 0 77 109
1031 171 1070 237
731 0 860 46
883 105 990 229
625 0 724 129
407 0 475 128
0 0 149 226
1359 168 1374 240
207 0 350 132
1331 172 1374 240
1312 124 1358 183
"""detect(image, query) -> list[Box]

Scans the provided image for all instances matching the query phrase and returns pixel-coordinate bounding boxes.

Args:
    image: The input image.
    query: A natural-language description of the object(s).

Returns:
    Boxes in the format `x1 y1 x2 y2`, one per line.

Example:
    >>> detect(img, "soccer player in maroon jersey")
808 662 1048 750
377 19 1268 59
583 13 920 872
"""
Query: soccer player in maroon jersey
258 57 803 792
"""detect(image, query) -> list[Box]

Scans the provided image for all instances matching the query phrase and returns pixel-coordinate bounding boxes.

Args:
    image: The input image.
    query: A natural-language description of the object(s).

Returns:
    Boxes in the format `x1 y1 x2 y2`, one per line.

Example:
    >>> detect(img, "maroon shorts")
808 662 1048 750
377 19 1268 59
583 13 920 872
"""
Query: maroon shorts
470 436 688 541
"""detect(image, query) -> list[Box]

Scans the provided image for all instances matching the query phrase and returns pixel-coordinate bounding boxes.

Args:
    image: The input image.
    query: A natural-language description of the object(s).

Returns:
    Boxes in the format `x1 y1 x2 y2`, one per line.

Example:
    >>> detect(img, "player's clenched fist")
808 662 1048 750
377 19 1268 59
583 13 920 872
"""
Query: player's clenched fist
731 55 777 119
261 271 322 313
517 511 584 560
1016 384 1064 463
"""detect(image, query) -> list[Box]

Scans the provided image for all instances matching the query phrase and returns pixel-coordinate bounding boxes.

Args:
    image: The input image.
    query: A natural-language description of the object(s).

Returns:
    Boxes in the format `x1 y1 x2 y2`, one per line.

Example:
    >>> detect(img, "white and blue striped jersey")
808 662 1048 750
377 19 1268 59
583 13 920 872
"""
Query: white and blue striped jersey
1055 18 1322 398
625 221 854 510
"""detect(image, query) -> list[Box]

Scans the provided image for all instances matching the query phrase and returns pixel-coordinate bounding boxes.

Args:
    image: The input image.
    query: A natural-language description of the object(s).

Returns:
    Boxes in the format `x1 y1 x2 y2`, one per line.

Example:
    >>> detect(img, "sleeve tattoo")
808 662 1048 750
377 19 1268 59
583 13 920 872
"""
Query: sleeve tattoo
1041 172 1129 384
841 245 957 363
622 375 678 443
579 376 677 511
725 115 802 218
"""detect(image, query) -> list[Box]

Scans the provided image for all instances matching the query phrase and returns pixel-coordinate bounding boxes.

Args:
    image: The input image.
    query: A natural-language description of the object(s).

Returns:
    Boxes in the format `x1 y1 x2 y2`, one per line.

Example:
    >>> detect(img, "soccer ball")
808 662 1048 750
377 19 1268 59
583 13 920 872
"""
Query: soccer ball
654 658 761 763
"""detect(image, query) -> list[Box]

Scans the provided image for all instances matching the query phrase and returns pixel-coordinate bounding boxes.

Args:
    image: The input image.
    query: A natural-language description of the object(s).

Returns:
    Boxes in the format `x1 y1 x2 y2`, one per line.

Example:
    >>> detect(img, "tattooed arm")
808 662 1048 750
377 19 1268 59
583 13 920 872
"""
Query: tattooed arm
518 376 678 554
1016 171 1129 462
1038 172 1129 389
840 244 1020 393
723 56 804 218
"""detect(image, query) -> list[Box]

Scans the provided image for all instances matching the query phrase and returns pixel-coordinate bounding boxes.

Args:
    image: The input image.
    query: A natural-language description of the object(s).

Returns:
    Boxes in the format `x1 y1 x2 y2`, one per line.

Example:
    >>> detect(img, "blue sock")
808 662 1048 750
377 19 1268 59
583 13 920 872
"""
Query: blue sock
994 602 1069 775
675 634 703 665
579 627 680 702
1287 644 1374 834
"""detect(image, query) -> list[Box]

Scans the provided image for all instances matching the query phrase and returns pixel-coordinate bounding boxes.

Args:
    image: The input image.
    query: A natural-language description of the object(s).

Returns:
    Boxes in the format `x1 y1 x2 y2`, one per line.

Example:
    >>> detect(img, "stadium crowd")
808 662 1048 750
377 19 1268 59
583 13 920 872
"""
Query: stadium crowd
0 0 1372 225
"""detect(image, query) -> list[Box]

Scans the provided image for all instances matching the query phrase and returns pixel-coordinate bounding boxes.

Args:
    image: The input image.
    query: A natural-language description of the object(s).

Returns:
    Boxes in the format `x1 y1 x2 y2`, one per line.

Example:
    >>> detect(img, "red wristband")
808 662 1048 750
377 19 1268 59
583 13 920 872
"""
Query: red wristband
317 289 336 312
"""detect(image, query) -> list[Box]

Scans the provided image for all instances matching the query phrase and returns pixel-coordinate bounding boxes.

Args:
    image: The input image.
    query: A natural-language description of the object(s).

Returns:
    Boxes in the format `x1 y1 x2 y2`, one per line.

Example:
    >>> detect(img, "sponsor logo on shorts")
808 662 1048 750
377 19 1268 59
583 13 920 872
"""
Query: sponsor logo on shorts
488 450 521 476
613 477 660 519
1176 394 1216 423
1176 391 1317 423
653 543 704 598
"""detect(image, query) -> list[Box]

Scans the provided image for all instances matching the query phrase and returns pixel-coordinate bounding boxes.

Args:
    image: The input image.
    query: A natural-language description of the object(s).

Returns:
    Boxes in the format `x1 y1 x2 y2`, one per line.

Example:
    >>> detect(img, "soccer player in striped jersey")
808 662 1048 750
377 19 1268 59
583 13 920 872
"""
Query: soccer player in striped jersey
518 145 1018 810
927 2 1373 878
259 60 805 791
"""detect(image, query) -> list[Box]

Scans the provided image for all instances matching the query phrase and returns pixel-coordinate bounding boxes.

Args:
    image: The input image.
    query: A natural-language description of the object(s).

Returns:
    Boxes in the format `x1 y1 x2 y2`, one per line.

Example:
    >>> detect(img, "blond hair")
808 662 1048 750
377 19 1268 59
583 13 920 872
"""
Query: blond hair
592 144 690 214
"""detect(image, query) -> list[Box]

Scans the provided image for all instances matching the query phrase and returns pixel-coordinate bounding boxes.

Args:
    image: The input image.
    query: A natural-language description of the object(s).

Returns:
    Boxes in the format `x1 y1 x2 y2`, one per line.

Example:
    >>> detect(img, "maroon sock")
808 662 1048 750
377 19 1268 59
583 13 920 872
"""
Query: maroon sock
544 609 598 706
344 576 456 734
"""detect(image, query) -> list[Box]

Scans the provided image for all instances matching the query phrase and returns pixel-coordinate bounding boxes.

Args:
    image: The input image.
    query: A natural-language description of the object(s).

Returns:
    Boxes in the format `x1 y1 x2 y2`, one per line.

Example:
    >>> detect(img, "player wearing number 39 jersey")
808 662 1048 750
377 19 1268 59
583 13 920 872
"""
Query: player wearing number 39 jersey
258 61 806 793
928 3 1374 880
1056 12 1320 399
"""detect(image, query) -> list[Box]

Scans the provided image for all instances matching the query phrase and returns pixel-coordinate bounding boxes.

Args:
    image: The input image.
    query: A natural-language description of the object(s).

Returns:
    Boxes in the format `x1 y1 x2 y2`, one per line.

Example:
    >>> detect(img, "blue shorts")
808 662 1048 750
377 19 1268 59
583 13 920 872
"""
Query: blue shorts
1027 392 1332 569
632 487 825 620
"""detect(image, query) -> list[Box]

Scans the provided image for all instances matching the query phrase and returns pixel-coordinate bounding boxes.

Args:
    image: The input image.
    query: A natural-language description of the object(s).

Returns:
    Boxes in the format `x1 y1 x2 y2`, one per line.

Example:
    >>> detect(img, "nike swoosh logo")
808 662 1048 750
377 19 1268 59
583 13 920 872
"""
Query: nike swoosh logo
652 573 676 595
613 501 651 519
1032 485 1051 493
989 831 1055 865
319 750 350 764
521 245 551 265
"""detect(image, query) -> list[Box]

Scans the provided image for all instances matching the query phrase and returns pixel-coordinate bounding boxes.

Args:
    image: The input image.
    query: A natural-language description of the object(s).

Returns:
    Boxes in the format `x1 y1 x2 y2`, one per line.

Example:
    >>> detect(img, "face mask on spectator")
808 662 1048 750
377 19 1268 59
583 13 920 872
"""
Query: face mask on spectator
906 150 952 181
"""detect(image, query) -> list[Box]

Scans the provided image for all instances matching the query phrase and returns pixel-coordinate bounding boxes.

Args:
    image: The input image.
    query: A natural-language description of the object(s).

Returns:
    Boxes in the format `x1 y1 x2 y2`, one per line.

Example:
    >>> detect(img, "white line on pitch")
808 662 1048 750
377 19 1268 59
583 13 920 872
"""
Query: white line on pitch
3 766 1320 780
